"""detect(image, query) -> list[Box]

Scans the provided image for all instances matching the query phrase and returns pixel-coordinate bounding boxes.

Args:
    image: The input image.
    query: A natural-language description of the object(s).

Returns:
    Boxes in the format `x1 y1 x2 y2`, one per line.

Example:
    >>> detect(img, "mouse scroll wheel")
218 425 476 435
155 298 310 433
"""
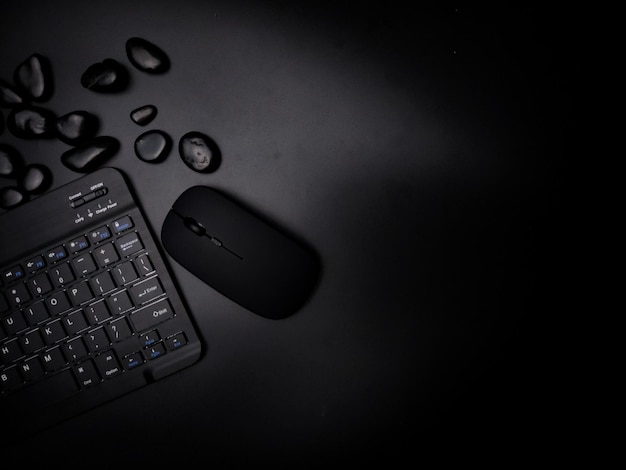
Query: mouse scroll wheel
183 217 206 236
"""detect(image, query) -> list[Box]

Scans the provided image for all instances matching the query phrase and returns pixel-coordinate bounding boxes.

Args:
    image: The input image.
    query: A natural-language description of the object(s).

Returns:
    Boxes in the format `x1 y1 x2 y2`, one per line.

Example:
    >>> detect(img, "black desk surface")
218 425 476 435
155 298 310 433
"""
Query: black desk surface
1 2 572 464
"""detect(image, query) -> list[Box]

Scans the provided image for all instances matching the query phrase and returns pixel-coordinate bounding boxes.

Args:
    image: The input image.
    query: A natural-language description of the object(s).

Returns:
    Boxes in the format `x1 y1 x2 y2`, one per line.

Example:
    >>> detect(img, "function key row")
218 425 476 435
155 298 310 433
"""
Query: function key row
1 215 135 286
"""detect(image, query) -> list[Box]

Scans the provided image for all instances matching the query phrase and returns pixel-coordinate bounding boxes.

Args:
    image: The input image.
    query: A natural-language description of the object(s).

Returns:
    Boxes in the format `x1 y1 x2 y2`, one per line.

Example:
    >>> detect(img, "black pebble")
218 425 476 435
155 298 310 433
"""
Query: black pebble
178 131 221 173
56 110 99 145
130 104 157 126
134 130 171 163
7 105 57 139
0 186 28 210
13 53 53 102
19 163 52 194
81 59 129 93
125 37 170 74
61 136 120 173
1 79 25 107
0 143 25 178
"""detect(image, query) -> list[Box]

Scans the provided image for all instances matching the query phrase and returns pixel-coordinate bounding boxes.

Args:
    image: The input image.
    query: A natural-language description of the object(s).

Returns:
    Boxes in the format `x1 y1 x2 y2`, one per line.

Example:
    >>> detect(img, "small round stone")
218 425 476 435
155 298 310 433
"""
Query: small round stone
13 53 53 102
178 131 221 173
61 136 120 173
7 105 56 139
130 104 157 126
0 186 28 210
56 110 99 145
80 58 129 93
125 37 170 74
19 163 52 194
134 130 171 163
0 143 25 178
1 79 24 107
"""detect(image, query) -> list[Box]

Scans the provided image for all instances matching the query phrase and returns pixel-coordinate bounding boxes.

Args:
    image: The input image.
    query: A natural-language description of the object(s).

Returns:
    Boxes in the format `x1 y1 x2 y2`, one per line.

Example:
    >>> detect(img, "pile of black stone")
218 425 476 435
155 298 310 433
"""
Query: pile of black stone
1 37 220 211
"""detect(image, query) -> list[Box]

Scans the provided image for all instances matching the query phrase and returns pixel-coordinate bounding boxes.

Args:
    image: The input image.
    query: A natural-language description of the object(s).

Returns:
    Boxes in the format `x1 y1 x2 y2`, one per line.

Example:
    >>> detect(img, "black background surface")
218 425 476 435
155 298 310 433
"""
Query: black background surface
1 1 573 464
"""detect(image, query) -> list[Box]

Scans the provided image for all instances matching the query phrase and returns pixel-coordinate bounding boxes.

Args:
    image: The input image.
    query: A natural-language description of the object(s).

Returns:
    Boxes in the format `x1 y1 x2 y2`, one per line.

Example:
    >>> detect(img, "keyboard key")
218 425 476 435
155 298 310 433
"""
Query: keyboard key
45 246 67 263
89 226 111 243
123 352 143 370
19 356 44 382
107 290 133 315
107 317 132 342
50 263 75 287
24 256 46 273
84 300 111 325
72 253 97 276
136 254 154 275
0 365 21 391
165 332 188 351
47 291 71 315
1 311 28 335
139 330 160 347
0 292 9 313
84 327 110 353
27 272 53 297
7 283 30 308
68 280 94 306
116 232 143 256
112 261 138 286
63 310 89 335
112 216 133 233
95 351 122 379
129 276 163 305
130 298 174 332
41 318 67 345
2 265 25 283
41 346 67 371
0 338 23 365
62 337 88 362
68 236 89 253
74 359 99 388
145 342 166 360
91 271 115 295
23 300 50 325
94 242 120 267
19 329 44 354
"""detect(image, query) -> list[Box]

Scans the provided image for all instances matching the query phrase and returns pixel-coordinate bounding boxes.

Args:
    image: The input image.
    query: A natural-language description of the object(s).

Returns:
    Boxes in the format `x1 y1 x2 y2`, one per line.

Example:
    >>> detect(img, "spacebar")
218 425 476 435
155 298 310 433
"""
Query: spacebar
14 369 80 409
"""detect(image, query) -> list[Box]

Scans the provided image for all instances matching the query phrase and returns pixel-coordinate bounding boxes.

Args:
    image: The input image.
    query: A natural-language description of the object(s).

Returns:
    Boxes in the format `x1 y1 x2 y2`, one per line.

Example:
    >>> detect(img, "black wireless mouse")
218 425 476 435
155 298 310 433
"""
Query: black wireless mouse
161 186 320 319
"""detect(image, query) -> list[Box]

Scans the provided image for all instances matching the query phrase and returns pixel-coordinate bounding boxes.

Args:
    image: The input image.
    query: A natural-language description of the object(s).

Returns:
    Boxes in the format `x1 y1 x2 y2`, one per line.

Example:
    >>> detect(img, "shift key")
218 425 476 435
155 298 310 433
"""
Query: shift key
129 276 164 306
130 298 174 332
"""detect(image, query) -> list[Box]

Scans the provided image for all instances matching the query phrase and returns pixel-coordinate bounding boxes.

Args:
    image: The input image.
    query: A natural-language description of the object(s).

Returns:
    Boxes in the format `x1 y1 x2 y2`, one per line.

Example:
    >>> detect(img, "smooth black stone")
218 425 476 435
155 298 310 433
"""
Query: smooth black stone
130 104 157 126
0 143 25 178
7 105 57 139
0 186 28 210
56 110 99 145
0 79 25 107
19 163 52 194
178 131 221 173
134 130 171 163
80 59 129 93
125 37 170 74
61 136 120 173
13 53 53 102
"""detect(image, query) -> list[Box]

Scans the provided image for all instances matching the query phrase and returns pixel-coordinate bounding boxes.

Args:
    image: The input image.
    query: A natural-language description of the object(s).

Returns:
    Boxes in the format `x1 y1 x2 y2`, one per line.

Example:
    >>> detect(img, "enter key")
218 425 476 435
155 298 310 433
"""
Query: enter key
129 276 164 305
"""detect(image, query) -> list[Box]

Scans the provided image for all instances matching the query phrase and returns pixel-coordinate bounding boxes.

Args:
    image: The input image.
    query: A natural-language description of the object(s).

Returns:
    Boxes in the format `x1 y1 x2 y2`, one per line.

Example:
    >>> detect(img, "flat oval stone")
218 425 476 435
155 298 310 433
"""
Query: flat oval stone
0 186 28 210
13 53 53 102
1 79 25 107
81 59 129 93
0 143 25 178
178 131 221 173
7 105 57 139
125 37 170 74
134 130 171 163
130 104 157 125
56 110 99 145
61 136 120 173
19 163 52 194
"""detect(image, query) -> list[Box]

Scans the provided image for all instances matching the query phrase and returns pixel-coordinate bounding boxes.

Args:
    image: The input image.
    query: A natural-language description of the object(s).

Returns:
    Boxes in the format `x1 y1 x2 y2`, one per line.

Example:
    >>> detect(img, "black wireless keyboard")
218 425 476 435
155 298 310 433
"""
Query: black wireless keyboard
0 167 202 442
